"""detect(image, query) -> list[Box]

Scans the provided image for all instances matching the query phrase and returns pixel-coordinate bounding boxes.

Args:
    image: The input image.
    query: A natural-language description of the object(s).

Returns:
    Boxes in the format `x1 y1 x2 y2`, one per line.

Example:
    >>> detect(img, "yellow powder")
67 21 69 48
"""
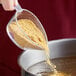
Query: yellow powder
9 19 49 51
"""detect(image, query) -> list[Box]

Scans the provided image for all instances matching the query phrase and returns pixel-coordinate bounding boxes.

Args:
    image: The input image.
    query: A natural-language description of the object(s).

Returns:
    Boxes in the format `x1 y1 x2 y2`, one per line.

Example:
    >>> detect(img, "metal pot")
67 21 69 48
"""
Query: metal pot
18 38 76 76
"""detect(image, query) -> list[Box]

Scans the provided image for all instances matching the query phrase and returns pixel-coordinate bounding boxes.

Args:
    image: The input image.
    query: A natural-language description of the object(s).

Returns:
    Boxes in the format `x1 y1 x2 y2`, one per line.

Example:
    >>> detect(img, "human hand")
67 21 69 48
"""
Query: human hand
0 0 18 11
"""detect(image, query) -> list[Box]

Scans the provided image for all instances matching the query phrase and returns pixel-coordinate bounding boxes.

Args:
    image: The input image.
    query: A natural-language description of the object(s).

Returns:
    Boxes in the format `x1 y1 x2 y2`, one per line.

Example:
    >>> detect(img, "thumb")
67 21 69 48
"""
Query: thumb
14 0 18 7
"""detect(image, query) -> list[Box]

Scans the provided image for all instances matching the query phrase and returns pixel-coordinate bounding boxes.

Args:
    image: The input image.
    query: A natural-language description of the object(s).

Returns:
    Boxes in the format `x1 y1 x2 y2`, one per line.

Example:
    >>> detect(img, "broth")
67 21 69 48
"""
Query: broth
27 56 76 76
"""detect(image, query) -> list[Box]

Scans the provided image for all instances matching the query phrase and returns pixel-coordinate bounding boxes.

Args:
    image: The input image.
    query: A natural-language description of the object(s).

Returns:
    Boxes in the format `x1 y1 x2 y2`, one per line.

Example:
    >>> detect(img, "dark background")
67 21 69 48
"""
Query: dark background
0 0 76 76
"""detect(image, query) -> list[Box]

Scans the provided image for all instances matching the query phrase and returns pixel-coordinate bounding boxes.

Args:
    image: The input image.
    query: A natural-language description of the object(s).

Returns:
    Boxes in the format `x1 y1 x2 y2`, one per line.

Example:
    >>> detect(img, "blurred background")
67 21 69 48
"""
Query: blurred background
0 0 76 76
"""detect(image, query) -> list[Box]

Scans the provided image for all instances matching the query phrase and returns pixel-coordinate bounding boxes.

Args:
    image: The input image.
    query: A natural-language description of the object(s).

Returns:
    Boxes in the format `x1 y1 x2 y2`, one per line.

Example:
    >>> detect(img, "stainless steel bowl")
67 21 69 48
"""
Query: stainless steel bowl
18 38 76 76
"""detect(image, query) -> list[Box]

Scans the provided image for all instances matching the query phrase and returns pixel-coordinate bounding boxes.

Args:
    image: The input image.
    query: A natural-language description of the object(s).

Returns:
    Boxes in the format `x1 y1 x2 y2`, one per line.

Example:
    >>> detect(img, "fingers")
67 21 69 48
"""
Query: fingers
0 0 1 4
0 0 18 11
1 0 14 11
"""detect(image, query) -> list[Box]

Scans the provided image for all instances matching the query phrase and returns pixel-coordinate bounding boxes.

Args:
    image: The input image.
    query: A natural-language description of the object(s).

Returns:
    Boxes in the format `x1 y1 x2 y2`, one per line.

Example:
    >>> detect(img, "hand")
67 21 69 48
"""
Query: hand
0 0 18 11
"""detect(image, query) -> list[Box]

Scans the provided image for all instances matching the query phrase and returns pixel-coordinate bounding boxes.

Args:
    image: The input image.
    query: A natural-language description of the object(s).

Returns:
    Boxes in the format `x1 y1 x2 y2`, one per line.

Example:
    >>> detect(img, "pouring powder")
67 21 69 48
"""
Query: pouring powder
9 19 57 75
